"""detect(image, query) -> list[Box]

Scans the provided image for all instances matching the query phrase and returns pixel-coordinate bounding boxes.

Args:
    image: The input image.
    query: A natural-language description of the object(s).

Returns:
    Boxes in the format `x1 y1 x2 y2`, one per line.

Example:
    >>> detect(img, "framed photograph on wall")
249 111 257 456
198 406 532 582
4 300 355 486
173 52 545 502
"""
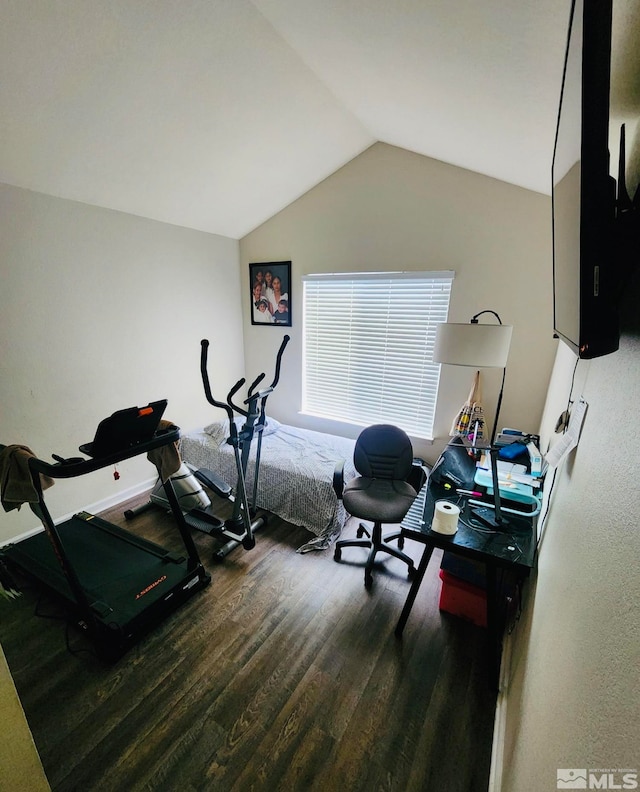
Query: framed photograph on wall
249 261 292 327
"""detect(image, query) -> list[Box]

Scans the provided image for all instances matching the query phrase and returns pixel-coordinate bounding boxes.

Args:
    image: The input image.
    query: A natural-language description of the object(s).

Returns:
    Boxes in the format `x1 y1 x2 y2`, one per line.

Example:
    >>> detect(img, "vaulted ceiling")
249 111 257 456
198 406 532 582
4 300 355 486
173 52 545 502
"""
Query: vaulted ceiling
1 1 637 239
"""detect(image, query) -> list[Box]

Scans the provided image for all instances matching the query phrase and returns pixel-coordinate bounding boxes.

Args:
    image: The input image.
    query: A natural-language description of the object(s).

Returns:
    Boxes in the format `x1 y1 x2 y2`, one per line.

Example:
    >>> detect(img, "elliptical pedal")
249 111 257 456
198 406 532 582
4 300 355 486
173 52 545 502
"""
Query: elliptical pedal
185 511 249 542
194 468 233 499
185 512 225 536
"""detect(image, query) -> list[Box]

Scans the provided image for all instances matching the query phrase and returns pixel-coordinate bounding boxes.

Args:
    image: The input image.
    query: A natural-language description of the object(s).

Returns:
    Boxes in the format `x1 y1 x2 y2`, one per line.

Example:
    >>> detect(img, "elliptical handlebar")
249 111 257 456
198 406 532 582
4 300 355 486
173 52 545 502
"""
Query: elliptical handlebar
200 339 234 421
248 334 290 413
247 372 266 400
200 333 290 419
227 377 252 417
270 334 290 390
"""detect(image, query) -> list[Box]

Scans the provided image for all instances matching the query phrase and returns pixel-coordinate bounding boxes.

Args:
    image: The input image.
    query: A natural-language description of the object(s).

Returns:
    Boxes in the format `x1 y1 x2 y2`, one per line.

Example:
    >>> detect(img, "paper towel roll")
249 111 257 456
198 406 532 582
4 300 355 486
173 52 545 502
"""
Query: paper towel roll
431 500 460 535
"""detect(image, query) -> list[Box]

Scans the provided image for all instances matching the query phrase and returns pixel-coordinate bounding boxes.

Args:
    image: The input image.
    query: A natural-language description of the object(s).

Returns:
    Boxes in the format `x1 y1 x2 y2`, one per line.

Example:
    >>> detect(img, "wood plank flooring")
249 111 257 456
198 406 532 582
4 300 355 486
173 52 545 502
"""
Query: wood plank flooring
0 493 497 791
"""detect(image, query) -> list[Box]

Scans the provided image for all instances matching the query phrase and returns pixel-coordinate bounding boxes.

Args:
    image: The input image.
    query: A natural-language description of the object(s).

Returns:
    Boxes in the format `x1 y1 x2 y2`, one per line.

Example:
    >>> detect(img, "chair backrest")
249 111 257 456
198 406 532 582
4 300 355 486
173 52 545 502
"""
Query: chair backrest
353 424 414 481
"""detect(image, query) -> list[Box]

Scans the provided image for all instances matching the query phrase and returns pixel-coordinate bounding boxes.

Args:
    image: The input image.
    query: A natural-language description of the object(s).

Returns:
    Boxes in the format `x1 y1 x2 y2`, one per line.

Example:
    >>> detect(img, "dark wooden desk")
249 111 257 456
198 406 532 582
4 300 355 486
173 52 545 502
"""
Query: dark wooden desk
395 480 537 690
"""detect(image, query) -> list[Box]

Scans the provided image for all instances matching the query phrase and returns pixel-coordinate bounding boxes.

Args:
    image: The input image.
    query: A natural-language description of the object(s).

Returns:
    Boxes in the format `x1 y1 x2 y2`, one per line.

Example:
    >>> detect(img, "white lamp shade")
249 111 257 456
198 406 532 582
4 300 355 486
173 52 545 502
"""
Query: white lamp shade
434 322 513 368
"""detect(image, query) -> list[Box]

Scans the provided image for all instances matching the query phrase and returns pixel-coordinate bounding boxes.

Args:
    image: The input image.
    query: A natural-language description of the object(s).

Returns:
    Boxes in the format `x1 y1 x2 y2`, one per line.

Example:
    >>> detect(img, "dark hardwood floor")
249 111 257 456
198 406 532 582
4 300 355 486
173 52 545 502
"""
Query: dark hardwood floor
0 493 497 791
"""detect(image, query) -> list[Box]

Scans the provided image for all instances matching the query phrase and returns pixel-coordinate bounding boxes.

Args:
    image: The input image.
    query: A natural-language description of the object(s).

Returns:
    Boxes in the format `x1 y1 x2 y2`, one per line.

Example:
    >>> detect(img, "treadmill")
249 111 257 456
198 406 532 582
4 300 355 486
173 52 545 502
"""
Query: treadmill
1 409 211 661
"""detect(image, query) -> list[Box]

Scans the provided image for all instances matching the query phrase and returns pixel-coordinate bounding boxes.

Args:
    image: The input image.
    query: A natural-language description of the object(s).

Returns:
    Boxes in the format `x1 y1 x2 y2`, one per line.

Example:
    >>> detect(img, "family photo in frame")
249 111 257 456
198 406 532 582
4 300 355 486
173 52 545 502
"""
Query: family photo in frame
249 261 292 326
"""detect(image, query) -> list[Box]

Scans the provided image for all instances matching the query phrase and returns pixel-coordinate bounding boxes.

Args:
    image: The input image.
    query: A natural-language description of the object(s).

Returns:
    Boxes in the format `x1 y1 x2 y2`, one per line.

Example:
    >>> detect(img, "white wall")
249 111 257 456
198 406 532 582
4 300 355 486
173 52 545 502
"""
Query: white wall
500 268 640 792
240 143 556 464
497 1 640 786
0 183 244 544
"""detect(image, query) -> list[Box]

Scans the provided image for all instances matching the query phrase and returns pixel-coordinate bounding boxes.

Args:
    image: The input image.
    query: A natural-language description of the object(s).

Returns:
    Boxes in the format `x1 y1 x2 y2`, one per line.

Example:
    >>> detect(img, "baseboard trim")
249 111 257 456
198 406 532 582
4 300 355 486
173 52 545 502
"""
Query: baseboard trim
488 630 513 792
1 478 156 547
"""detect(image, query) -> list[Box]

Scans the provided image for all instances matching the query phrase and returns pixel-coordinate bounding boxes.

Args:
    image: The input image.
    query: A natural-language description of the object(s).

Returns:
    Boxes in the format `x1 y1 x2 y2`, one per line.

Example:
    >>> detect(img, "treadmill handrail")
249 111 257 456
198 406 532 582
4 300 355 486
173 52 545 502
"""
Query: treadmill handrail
28 426 181 479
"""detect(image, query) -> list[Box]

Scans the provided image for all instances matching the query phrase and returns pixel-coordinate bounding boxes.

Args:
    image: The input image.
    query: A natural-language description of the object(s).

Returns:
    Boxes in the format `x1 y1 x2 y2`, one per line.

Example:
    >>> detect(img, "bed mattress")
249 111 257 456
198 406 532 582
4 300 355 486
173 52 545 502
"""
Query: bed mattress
179 421 357 552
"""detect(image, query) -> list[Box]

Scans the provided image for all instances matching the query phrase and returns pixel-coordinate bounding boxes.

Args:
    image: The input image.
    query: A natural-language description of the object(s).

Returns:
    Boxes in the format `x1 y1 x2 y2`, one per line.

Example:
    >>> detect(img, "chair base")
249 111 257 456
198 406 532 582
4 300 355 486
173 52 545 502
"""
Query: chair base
334 521 415 588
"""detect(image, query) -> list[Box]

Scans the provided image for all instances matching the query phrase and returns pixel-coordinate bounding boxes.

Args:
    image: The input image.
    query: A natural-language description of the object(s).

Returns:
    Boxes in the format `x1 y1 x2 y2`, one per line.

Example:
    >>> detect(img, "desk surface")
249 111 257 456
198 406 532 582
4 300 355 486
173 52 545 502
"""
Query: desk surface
400 480 537 572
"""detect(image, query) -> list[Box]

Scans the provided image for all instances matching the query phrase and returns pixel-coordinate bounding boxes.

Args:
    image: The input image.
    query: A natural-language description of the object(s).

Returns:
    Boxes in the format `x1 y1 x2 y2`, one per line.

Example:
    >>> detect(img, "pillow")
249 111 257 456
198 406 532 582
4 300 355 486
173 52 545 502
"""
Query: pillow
203 419 231 444
259 417 281 437
204 416 281 445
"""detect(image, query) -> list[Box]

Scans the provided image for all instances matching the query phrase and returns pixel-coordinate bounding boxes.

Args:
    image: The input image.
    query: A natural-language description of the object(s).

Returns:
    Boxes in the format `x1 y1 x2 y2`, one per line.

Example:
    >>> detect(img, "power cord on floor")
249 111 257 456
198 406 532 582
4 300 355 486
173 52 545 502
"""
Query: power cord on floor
33 592 99 659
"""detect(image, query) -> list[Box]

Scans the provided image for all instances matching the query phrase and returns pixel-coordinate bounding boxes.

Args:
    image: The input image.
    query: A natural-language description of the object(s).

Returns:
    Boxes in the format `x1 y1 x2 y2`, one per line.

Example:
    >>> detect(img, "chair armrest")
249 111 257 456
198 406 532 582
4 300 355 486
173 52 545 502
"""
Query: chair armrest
408 463 428 494
333 460 345 500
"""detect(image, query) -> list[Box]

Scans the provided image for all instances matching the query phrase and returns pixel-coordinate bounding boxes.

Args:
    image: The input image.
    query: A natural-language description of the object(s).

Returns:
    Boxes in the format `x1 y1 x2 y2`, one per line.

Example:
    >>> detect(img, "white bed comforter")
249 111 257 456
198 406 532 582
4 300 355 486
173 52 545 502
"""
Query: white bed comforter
179 422 357 552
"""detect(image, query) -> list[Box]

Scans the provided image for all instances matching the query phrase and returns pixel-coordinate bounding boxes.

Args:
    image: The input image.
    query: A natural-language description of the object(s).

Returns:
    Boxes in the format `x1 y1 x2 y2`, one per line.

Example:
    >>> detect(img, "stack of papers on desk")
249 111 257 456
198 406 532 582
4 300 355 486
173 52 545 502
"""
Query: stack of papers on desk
474 467 535 504
476 455 542 488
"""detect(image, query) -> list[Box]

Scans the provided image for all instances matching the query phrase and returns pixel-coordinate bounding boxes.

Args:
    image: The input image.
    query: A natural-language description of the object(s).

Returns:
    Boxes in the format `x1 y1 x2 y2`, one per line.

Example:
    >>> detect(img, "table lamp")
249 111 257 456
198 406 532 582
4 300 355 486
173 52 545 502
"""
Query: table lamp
433 310 512 446
434 310 513 529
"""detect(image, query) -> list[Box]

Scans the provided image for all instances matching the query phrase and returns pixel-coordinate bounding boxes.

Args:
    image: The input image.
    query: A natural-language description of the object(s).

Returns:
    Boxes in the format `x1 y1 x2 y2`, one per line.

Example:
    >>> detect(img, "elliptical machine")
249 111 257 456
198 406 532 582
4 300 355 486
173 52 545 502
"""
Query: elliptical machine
188 334 289 555
126 335 289 559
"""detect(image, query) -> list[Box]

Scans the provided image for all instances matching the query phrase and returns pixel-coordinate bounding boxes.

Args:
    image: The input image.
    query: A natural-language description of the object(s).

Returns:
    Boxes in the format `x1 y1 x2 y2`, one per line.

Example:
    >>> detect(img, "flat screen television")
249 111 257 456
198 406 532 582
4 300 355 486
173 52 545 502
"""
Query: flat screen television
552 0 619 359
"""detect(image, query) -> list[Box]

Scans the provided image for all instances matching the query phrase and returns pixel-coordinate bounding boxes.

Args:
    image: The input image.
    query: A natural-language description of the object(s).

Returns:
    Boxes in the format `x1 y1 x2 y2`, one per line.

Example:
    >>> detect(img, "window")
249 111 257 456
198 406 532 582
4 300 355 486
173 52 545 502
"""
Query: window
302 271 454 440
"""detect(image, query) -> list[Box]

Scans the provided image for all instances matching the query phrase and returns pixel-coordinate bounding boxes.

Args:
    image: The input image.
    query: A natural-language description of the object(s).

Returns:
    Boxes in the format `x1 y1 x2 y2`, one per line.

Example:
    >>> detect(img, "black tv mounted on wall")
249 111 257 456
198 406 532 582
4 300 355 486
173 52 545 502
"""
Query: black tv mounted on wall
552 0 620 359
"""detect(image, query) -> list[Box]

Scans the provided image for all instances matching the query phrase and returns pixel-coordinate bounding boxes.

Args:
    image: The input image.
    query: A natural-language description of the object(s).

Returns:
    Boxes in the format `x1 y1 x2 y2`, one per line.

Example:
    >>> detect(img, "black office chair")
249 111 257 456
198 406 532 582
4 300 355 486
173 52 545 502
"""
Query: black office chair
333 424 425 588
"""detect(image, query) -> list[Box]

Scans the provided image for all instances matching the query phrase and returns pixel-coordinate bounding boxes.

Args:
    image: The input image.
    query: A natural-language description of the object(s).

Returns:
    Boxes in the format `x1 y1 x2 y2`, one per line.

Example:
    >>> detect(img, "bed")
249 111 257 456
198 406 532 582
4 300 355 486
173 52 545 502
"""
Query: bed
178 419 358 553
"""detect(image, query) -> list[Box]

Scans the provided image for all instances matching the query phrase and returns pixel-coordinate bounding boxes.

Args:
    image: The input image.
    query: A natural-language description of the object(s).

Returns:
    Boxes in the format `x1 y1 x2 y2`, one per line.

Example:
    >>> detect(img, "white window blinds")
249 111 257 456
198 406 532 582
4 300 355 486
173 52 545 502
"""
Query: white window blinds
302 271 454 440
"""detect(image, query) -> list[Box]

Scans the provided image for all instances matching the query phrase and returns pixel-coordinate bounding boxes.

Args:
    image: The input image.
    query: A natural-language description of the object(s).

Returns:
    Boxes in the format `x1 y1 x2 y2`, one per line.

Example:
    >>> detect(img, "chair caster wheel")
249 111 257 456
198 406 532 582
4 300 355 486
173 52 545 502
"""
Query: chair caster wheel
397 538 405 550
334 548 342 562
364 572 373 589
407 566 415 580
356 526 365 538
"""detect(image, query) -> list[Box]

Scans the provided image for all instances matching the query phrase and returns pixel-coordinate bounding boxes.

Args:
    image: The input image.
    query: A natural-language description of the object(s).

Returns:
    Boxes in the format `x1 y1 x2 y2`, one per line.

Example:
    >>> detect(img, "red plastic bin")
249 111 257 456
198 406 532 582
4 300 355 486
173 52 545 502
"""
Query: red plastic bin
438 569 487 628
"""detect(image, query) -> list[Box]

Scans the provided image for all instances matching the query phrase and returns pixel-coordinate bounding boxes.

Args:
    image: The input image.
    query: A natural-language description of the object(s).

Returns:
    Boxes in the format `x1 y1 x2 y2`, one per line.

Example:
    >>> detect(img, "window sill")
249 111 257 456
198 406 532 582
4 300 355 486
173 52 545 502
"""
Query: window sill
297 411 434 444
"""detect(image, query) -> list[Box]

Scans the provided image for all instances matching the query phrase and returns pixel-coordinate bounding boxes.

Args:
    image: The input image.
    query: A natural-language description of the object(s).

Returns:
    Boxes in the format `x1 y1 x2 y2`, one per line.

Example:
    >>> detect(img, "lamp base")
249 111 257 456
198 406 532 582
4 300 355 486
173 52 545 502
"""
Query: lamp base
470 506 510 531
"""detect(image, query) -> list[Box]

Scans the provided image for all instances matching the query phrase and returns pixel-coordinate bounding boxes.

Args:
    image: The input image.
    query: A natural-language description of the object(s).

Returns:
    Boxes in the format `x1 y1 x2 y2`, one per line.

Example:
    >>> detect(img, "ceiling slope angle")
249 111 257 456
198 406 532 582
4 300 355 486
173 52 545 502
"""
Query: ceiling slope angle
0 0 373 238
252 0 570 195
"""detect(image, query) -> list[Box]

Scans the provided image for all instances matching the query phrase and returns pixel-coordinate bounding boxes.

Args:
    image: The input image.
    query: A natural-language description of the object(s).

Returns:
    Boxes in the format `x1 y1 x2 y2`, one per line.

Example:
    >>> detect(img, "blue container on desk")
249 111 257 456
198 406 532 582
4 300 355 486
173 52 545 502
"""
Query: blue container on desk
473 467 540 506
